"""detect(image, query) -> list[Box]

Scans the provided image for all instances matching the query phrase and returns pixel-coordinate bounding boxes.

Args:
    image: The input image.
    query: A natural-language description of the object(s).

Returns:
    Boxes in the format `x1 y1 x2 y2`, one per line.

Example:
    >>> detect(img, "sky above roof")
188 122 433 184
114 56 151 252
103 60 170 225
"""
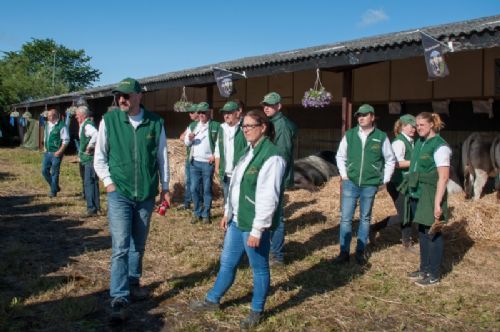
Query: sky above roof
1 0 498 87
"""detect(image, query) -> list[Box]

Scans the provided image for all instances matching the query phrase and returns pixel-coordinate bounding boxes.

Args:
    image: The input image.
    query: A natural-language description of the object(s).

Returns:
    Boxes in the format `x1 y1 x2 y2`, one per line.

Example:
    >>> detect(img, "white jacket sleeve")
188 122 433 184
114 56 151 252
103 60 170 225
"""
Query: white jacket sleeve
93 120 113 187
382 137 396 184
335 136 348 179
157 127 170 190
250 156 286 239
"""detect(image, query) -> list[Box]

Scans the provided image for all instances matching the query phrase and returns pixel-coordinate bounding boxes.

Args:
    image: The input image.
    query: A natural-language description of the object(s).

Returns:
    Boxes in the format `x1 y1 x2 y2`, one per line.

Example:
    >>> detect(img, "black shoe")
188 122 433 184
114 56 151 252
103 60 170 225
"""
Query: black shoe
130 283 149 301
110 297 129 323
84 210 98 218
57 185 61 193
191 216 201 224
240 311 262 330
49 192 57 198
189 299 220 312
355 250 368 265
415 276 440 287
407 270 428 280
333 251 350 265
201 217 211 224
269 257 285 268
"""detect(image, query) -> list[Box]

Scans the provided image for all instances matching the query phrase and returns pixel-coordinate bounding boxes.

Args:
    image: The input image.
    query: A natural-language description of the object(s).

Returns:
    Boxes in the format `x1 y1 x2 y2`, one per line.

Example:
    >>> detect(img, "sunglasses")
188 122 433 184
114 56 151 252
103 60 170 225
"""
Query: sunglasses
241 123 262 130
116 93 130 100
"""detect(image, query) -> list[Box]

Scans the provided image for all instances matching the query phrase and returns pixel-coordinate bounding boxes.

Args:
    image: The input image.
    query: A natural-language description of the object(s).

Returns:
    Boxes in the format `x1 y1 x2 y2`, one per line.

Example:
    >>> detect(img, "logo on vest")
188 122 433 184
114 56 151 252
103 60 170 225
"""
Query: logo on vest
246 166 259 175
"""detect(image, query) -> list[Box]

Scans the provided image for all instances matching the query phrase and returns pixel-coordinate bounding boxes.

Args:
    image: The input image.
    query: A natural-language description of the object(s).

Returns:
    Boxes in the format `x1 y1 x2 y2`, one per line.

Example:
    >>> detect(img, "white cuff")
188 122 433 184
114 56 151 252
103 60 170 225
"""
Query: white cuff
250 228 262 239
103 177 113 187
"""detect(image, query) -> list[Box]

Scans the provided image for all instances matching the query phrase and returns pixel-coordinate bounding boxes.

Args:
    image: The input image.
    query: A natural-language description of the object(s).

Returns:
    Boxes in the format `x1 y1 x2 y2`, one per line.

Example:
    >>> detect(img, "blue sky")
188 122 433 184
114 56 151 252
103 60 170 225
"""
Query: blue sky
1 1 498 87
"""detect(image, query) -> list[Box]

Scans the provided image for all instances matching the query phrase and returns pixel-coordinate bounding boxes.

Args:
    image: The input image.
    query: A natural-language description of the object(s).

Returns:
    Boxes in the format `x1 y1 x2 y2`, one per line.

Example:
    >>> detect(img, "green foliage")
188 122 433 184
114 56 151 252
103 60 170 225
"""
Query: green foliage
0 38 101 112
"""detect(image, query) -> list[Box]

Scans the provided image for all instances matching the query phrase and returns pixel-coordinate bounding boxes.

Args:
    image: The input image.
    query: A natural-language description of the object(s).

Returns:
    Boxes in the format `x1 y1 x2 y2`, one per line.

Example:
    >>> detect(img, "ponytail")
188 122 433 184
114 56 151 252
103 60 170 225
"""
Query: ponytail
393 119 403 136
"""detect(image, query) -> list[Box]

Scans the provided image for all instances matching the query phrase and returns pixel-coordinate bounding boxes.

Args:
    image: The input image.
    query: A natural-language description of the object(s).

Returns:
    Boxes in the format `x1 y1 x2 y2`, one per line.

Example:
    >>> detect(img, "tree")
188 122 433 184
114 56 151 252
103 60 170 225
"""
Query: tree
0 38 101 112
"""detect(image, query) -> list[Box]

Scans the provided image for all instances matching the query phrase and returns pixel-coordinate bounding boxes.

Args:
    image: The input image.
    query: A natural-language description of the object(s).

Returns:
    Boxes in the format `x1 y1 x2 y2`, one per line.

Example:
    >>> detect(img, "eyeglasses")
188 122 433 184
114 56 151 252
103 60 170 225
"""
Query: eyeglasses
116 93 130 100
196 111 208 115
241 123 261 130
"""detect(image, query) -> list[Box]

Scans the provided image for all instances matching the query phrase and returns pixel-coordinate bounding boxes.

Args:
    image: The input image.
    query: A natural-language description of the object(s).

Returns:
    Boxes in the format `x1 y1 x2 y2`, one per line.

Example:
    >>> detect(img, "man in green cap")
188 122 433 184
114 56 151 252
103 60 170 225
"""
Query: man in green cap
261 91 298 265
184 102 220 224
334 104 395 265
179 103 199 210
215 100 247 204
94 77 171 322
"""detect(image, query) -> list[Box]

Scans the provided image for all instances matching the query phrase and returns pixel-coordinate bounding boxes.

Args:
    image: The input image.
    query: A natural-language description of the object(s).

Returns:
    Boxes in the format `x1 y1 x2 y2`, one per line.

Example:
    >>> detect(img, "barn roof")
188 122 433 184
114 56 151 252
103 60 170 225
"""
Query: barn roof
12 14 500 108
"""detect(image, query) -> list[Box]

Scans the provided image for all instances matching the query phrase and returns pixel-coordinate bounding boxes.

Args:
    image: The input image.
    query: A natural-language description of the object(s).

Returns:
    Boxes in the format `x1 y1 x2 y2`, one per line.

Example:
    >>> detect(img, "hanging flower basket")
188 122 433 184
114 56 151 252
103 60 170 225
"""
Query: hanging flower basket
66 106 77 116
10 110 20 118
174 86 193 112
302 69 332 109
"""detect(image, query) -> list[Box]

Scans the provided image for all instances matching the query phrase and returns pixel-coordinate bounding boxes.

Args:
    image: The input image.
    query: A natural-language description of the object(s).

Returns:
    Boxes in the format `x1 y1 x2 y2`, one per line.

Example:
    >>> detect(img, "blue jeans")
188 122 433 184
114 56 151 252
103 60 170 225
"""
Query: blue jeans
190 160 214 218
184 161 192 208
83 163 100 213
270 202 285 262
206 222 271 312
41 152 62 195
222 175 231 205
107 191 154 301
339 179 378 253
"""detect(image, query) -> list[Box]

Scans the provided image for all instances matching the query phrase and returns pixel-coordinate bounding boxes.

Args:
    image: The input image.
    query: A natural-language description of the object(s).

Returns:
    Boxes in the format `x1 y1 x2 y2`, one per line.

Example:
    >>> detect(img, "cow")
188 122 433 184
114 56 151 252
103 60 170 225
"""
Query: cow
462 132 497 200
490 135 500 200
294 151 339 191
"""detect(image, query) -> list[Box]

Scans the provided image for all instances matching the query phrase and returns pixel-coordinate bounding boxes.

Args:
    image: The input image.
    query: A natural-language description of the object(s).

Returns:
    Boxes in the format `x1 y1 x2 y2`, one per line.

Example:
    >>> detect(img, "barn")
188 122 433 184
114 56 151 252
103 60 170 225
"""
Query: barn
8 15 500 166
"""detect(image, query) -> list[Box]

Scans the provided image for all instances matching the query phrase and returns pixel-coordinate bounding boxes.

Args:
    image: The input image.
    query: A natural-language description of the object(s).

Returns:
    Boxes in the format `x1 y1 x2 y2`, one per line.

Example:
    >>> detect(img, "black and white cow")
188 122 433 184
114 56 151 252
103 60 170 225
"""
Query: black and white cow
490 135 500 200
462 132 497 200
294 151 339 191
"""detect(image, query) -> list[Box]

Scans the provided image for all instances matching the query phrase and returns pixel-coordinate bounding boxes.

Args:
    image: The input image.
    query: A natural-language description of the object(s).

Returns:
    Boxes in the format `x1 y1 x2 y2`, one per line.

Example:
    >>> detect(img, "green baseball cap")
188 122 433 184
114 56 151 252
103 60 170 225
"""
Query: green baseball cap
261 92 281 105
197 102 210 112
112 77 142 94
221 101 239 112
354 104 375 116
399 114 416 126
187 103 198 113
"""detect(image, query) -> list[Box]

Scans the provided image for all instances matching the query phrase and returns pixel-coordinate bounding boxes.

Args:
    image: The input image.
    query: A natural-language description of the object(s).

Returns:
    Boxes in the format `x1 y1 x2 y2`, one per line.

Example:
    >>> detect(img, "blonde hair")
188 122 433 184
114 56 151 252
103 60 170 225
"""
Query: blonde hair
416 112 445 132
393 120 403 136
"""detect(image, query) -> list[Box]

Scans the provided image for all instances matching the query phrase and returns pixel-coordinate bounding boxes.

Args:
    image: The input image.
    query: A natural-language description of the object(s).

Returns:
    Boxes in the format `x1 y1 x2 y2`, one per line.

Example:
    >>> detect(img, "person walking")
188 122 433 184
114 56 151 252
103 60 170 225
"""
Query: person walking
189 109 285 330
94 77 170 322
41 108 69 197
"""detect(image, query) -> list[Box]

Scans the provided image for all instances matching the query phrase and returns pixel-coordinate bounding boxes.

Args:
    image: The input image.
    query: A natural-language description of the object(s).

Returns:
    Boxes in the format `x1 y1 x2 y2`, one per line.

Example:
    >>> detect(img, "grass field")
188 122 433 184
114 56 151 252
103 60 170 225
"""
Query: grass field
0 146 499 331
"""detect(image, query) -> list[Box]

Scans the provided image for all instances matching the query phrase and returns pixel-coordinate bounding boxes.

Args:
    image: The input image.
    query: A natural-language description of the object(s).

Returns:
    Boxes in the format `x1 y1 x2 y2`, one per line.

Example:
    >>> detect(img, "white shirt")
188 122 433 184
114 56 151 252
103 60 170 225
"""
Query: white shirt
214 122 240 176
79 121 98 148
184 121 213 162
392 133 414 162
94 109 170 191
224 145 285 239
45 120 70 146
336 126 396 184
434 146 452 167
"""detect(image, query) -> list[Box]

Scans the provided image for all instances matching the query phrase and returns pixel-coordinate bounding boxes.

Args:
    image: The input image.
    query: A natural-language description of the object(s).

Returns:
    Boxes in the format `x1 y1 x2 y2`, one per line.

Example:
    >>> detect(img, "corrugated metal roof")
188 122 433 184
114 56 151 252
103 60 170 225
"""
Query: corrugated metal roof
13 14 500 108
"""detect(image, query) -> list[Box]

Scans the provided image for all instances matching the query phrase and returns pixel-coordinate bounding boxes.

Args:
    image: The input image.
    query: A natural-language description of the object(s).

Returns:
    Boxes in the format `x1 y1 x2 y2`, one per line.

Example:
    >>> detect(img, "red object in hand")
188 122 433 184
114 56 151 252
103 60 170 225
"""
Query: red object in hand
157 200 170 216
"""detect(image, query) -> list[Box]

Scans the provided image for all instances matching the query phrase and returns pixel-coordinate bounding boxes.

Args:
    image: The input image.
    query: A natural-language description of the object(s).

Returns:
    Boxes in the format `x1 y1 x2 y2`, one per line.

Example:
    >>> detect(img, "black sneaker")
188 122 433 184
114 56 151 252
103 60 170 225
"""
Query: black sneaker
240 311 262 330
189 299 220 312
415 276 440 287
191 216 201 224
201 217 211 224
407 270 428 280
130 283 149 301
110 297 129 323
333 251 350 265
354 250 369 265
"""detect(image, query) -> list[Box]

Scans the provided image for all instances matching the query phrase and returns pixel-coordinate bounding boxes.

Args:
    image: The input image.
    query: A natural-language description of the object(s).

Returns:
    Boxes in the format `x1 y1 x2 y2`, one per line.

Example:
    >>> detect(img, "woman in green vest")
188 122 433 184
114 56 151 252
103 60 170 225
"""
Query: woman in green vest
190 109 286 330
406 112 451 287
387 114 416 251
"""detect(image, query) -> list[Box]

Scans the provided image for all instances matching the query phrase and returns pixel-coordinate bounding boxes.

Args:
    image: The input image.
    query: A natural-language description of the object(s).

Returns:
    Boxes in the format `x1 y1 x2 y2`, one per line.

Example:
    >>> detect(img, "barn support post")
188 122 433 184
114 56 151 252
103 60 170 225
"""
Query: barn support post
340 69 353 208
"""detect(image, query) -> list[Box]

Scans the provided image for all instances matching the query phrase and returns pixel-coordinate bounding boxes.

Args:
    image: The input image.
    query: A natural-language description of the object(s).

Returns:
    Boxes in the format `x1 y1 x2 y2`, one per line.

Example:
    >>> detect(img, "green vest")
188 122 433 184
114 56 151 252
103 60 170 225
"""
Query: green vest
217 124 247 179
390 134 413 187
270 112 298 189
346 126 388 186
45 120 66 152
236 137 283 232
79 119 96 165
104 108 163 201
407 134 449 225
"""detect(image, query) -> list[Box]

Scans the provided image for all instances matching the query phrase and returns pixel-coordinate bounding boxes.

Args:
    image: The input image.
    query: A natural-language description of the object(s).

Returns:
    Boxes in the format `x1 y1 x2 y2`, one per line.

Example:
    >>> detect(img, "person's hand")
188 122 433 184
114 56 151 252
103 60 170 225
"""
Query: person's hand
85 146 94 155
106 183 116 193
341 176 348 181
54 151 62 157
188 133 195 141
219 216 228 231
247 235 260 248
160 190 171 206
208 155 215 164
429 219 444 236
434 204 442 220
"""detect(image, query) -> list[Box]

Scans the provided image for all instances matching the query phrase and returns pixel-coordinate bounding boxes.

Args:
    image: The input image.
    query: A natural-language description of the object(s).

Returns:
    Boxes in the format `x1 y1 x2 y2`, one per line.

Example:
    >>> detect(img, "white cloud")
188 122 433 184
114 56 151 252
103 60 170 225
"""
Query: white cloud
358 9 389 27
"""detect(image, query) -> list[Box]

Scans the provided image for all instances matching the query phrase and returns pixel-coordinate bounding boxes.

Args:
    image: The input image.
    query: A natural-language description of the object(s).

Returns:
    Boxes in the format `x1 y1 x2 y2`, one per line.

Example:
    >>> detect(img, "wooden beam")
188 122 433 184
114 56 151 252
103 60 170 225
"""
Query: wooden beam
341 70 353 136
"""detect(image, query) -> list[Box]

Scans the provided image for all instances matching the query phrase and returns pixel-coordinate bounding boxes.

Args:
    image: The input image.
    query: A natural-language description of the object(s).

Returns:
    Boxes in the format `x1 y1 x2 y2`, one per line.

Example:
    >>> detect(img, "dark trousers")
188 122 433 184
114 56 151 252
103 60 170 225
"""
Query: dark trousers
410 198 443 279
83 163 100 213
387 182 413 243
